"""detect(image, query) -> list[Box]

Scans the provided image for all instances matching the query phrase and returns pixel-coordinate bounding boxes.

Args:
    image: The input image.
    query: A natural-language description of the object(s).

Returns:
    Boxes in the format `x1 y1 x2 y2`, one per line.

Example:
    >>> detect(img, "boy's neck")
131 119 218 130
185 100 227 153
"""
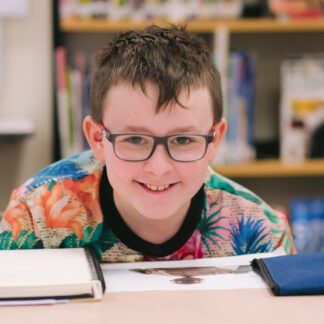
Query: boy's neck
113 191 191 244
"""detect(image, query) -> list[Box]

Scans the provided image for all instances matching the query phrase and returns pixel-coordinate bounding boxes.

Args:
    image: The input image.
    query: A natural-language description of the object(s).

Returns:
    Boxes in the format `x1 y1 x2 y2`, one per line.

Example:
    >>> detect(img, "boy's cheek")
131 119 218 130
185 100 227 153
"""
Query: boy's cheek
180 163 209 183
107 159 137 183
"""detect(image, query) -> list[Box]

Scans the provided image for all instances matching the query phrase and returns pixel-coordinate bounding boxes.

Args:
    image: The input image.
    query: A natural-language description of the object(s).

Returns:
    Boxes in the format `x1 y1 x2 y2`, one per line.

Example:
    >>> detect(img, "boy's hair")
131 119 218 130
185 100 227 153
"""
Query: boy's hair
90 24 223 123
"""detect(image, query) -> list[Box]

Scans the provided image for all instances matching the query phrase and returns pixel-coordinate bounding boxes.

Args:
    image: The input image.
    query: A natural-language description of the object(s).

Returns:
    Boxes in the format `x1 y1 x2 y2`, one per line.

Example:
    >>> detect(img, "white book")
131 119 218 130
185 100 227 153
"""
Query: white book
0 247 105 300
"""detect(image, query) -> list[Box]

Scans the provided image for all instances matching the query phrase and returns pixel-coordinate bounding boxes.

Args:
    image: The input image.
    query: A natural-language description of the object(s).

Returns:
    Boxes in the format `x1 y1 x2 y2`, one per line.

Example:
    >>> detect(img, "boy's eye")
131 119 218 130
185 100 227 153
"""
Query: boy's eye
123 136 146 144
173 136 192 145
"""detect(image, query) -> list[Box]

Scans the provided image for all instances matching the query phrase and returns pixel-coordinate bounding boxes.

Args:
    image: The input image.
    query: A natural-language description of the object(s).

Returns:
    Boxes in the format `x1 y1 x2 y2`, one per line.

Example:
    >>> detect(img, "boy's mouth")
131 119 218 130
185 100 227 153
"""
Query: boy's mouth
138 182 175 192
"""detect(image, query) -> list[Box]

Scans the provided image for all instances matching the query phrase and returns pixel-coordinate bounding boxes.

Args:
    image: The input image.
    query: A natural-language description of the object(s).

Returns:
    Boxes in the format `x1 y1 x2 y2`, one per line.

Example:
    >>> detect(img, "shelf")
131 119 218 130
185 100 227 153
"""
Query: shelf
0 119 35 137
60 18 324 33
213 159 324 178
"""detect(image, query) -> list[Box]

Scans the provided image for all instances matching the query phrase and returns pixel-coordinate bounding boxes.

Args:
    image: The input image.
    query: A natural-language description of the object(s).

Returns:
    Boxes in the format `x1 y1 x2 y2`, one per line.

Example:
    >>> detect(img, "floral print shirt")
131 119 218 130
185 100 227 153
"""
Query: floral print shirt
0 150 296 262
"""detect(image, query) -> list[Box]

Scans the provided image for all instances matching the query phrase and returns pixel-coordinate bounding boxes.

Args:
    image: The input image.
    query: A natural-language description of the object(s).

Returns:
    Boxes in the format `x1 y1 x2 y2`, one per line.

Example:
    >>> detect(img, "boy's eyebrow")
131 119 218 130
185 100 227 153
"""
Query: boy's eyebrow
119 125 203 134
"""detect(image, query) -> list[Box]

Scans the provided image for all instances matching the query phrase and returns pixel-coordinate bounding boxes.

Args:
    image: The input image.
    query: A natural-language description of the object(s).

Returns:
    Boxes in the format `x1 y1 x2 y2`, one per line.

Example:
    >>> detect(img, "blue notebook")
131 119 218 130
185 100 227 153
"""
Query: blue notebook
251 252 324 296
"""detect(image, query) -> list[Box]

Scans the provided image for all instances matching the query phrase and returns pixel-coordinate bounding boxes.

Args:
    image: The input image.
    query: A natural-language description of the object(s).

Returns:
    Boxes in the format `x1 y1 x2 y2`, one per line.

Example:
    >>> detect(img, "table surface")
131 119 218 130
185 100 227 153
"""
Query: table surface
2 288 324 324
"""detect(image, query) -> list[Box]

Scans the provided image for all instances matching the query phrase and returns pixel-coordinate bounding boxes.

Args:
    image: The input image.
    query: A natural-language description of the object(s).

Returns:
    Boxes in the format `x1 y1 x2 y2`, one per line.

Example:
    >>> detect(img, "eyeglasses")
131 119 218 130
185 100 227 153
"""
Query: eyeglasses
100 123 216 162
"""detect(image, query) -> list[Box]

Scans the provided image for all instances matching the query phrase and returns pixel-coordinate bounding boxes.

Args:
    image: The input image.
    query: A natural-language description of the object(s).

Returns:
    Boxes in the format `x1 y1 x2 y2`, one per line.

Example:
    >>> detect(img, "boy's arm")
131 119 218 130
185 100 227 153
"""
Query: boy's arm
0 189 42 250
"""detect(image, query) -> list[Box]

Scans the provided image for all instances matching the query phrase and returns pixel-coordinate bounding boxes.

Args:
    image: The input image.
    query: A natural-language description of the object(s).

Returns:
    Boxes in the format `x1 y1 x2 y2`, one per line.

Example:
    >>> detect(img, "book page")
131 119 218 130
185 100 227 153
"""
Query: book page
0 248 92 287
101 248 286 293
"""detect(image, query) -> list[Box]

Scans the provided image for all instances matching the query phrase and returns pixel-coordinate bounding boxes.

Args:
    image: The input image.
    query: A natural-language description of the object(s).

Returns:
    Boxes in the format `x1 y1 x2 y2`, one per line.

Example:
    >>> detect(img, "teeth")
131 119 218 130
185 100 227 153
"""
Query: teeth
144 184 171 191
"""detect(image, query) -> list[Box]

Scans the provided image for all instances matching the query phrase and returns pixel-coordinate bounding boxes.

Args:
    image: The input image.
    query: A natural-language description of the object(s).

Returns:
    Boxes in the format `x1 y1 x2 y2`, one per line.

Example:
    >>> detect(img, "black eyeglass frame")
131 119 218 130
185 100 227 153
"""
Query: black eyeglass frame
100 122 216 162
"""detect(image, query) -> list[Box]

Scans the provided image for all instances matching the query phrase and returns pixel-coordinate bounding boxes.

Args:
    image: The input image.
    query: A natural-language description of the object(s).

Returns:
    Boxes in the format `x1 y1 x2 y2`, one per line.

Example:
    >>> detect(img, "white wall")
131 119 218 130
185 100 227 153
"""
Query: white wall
0 0 52 210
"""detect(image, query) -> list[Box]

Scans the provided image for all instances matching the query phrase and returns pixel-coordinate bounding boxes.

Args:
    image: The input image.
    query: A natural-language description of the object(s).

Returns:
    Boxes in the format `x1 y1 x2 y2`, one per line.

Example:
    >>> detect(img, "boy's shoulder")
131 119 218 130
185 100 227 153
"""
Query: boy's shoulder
203 166 296 255
20 150 105 194
205 165 259 198
204 165 276 218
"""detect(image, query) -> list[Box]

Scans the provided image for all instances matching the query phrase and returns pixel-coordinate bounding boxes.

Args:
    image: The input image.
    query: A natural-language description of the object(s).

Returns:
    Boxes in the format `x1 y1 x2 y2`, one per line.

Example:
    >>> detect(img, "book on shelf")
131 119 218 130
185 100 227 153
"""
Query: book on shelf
268 0 324 19
290 197 324 254
58 0 243 22
280 56 324 163
55 46 71 158
0 247 105 300
70 52 86 154
55 47 91 158
212 50 256 166
75 52 91 150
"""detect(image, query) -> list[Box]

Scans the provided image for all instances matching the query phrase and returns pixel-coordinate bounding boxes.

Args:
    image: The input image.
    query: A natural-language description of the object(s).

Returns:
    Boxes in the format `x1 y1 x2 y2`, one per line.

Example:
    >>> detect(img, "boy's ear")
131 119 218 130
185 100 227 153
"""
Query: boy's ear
83 116 105 162
208 118 227 162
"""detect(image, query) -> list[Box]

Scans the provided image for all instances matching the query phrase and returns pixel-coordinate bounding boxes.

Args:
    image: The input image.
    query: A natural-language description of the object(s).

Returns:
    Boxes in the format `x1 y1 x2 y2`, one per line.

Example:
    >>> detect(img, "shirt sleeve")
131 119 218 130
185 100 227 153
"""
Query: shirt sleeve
0 189 43 249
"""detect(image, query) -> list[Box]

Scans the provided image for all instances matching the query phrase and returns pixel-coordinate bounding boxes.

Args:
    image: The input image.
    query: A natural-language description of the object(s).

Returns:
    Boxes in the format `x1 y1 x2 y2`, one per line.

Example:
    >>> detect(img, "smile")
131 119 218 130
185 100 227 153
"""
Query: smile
144 184 171 191
137 182 175 192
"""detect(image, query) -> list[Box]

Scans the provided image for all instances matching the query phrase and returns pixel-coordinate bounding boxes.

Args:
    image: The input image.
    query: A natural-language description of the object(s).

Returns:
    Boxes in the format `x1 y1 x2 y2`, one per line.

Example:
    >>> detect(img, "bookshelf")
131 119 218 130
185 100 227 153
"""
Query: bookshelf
54 8 324 207
56 16 324 180
60 18 324 33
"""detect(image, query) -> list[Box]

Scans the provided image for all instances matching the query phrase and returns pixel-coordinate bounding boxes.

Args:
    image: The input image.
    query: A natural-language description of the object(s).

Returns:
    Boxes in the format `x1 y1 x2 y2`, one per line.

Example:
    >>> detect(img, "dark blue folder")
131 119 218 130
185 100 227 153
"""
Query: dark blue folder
251 252 324 296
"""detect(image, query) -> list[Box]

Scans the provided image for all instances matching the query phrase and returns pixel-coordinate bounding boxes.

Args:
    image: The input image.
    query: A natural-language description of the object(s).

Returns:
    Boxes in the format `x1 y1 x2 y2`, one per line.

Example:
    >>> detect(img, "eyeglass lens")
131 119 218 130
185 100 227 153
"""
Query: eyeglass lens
113 134 207 161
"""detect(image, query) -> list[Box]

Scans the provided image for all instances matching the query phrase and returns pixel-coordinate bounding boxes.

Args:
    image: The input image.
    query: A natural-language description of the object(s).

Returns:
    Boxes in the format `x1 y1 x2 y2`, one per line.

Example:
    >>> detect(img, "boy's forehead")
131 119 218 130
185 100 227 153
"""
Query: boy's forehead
102 83 214 133
103 82 212 111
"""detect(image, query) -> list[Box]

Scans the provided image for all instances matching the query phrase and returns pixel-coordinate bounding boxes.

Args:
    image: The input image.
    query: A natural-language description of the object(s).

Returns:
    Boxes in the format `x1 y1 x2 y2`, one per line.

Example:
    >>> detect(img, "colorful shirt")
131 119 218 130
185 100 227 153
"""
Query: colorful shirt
0 150 296 262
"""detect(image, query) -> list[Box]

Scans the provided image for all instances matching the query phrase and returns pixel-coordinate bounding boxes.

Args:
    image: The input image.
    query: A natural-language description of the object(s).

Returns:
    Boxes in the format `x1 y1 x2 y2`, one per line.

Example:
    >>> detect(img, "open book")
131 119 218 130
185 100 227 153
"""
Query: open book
0 247 105 300
102 248 286 292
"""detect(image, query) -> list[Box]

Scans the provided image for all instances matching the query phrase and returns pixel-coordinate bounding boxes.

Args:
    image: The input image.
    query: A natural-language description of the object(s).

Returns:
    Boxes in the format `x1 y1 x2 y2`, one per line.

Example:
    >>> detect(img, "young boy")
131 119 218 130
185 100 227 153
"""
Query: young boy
0 25 295 261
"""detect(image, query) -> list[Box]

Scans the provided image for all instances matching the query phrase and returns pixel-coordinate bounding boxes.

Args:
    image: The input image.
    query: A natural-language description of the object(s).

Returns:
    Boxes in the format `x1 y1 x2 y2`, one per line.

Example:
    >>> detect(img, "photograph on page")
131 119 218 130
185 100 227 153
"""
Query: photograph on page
101 248 286 293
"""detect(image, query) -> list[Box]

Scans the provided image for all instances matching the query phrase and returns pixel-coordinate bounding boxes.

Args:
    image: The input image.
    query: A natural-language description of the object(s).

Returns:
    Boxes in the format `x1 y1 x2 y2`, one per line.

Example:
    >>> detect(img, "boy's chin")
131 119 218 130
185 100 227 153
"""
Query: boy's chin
135 202 189 222
137 211 175 221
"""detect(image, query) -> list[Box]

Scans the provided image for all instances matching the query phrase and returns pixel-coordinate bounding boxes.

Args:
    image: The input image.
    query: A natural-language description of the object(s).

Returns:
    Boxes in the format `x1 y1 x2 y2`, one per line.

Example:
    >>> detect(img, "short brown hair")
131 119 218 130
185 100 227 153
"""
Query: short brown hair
90 24 223 123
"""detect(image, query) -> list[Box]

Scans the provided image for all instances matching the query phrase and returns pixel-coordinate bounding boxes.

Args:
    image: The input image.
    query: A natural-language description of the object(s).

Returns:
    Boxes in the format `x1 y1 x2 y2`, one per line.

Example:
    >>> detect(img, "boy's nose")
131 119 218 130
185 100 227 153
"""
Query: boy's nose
143 144 173 174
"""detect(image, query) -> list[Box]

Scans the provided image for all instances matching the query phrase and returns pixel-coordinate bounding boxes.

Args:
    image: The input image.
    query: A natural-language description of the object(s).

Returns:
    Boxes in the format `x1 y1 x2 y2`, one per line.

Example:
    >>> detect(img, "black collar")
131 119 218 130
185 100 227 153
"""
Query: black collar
99 167 204 257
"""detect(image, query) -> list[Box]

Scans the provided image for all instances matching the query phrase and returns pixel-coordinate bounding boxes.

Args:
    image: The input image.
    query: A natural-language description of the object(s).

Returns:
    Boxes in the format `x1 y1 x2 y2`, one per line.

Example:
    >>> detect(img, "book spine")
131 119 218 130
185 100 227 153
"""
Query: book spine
84 247 106 294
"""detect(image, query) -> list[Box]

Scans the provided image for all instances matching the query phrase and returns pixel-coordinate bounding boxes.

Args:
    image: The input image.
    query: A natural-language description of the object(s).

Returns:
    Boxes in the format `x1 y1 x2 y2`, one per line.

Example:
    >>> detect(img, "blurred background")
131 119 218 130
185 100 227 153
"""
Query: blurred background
1 0 324 253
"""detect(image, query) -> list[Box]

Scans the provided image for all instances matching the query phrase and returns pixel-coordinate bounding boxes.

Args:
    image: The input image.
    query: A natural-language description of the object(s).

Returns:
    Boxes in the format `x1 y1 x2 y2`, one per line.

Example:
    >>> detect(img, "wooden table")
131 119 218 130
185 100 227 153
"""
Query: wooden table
2 289 324 324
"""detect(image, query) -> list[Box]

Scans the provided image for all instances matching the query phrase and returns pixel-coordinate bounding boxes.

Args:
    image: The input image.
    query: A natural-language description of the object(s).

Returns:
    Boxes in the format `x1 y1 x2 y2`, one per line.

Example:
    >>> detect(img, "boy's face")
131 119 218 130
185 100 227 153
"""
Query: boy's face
87 83 226 221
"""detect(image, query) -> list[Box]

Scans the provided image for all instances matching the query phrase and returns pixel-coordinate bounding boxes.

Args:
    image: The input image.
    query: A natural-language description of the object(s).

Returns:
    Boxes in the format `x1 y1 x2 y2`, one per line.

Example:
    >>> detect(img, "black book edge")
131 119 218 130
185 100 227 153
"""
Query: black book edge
84 246 106 295
0 293 94 302
251 259 280 296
